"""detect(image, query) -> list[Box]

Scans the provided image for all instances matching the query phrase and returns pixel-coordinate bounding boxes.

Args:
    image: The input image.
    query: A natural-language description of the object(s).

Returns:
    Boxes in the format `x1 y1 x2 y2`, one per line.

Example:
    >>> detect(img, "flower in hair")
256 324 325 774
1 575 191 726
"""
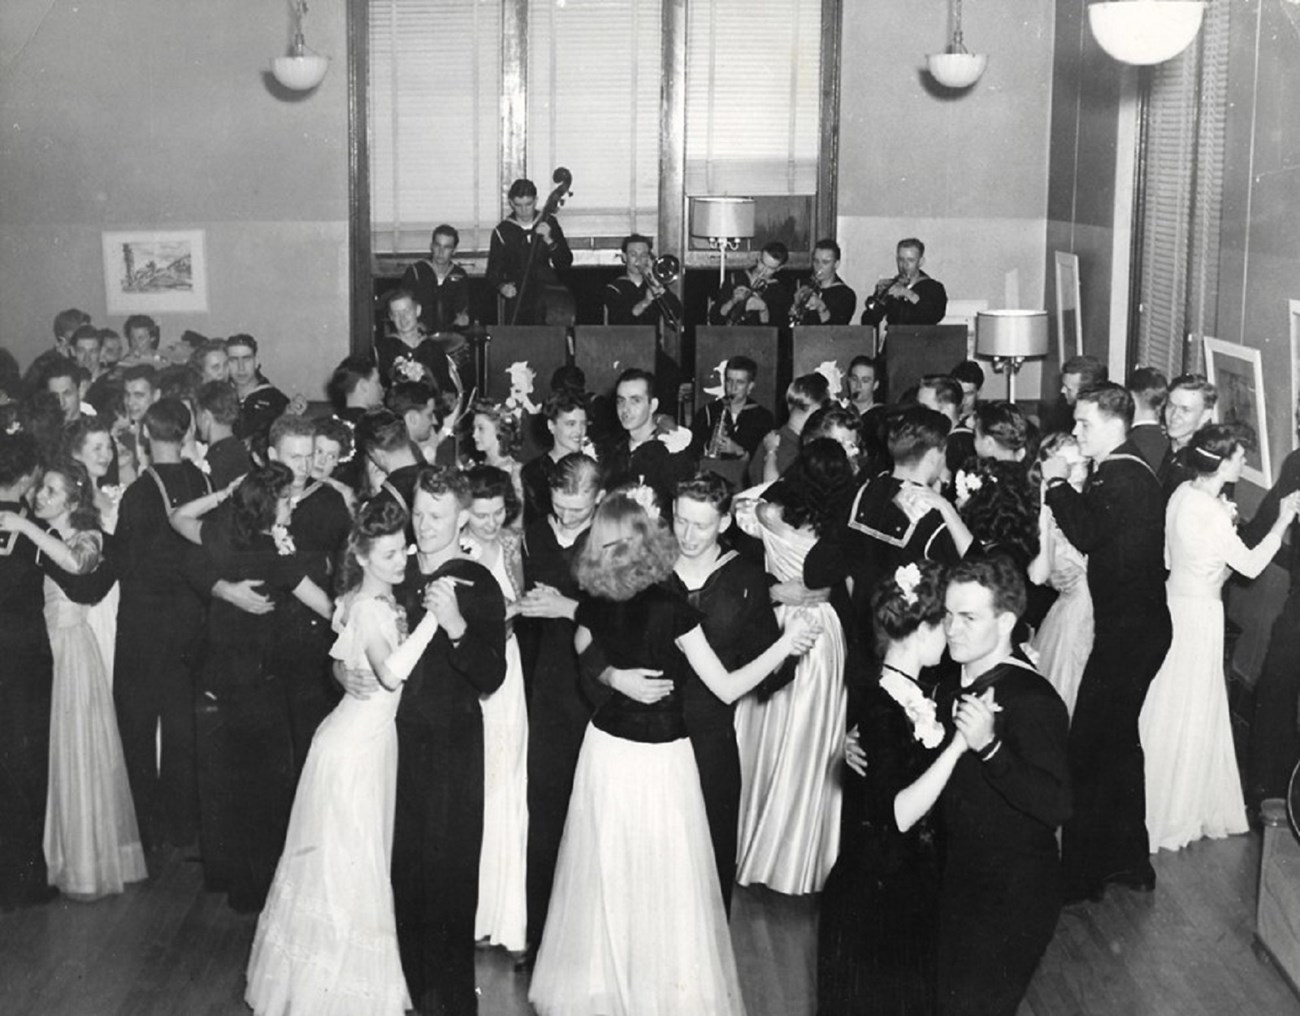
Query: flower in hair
894 562 922 605
625 483 660 522
815 360 844 398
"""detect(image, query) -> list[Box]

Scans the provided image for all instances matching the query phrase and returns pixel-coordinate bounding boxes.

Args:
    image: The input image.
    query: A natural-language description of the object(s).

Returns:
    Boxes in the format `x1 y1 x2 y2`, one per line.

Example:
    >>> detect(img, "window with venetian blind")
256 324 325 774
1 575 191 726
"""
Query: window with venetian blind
367 0 828 256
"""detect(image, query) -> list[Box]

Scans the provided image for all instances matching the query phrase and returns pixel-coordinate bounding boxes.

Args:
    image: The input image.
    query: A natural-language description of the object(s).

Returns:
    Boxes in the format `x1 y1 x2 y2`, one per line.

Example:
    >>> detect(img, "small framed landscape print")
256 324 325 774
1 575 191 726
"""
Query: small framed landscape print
102 229 208 314
1203 334 1271 488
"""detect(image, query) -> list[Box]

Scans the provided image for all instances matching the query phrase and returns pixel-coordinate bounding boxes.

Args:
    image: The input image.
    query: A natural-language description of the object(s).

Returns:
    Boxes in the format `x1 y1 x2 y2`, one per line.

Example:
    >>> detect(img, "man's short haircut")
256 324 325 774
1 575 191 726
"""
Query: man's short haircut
0 430 40 486
387 381 438 419
124 315 160 346
98 328 121 348
384 287 417 313
621 233 653 254
549 452 602 495
158 364 201 403
674 472 734 515
507 178 538 201
848 354 876 374
143 398 191 444
415 464 471 508
616 367 656 397
355 408 411 455
813 238 842 261
1061 354 1107 387
225 333 259 356
951 359 985 390
948 553 1027 620
974 401 1029 453
197 380 241 426
886 405 952 465
788 372 831 412
1126 366 1169 413
327 355 378 411
918 374 962 411
44 360 82 388
1169 372 1219 411
71 324 102 348
1076 382 1134 427
544 388 589 421
549 364 587 394
898 237 926 257
726 355 758 382
268 413 317 450
54 308 91 340
121 364 159 389
431 224 459 247
761 241 790 265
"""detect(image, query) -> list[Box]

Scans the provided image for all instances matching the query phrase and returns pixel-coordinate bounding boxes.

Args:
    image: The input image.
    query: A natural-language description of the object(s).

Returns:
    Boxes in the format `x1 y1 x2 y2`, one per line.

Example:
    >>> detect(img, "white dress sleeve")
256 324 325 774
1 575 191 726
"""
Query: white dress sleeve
329 595 401 672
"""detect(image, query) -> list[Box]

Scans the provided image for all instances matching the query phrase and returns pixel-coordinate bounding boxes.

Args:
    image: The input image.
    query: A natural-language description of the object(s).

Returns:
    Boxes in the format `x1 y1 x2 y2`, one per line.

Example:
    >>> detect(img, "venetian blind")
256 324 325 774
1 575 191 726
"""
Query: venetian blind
684 0 822 197
1135 0 1230 378
369 0 502 255
527 0 662 241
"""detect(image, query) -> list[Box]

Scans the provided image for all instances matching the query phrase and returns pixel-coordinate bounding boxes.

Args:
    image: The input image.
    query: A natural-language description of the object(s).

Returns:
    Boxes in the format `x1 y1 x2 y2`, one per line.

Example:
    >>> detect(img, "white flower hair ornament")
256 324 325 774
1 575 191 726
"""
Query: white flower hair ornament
702 359 729 401
894 562 922 606
815 360 844 398
625 483 661 522
657 424 693 454
504 361 541 418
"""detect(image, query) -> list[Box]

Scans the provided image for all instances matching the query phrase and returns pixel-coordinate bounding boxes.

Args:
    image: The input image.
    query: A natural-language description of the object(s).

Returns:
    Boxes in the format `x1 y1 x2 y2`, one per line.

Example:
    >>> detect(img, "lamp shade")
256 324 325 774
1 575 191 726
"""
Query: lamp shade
690 197 756 240
1088 1 1205 66
926 52 988 89
272 53 329 90
976 310 1049 359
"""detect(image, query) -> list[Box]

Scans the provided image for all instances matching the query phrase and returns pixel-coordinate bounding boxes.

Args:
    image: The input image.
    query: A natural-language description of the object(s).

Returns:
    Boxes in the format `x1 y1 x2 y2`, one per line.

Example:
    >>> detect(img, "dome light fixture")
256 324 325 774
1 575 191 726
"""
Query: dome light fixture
1088 1 1206 66
272 0 329 92
927 0 988 90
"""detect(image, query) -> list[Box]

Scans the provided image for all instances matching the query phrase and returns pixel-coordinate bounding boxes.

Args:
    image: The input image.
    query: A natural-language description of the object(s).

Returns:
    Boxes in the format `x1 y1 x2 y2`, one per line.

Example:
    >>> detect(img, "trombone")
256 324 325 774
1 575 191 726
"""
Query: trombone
648 254 681 331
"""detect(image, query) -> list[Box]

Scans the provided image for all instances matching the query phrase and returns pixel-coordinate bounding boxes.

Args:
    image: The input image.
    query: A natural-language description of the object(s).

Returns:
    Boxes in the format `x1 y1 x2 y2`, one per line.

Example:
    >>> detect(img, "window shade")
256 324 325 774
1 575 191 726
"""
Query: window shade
1135 0 1230 378
527 0 662 240
684 0 822 196
369 0 502 255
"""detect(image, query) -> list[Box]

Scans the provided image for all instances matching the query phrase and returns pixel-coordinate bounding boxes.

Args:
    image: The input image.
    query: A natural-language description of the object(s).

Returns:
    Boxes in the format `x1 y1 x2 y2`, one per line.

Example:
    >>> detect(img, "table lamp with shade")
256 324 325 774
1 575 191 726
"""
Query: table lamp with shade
976 310 1049 402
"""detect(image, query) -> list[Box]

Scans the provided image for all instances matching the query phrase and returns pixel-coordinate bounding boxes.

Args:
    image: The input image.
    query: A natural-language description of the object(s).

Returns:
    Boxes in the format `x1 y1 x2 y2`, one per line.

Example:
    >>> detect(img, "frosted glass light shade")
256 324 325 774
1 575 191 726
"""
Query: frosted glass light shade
272 53 329 91
1088 1 1205 66
926 52 988 89
976 310 1049 359
690 197 756 241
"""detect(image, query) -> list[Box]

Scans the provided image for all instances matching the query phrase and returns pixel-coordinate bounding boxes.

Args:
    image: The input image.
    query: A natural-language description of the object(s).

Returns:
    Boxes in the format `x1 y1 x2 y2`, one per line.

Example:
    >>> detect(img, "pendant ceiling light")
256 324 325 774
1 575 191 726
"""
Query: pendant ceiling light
927 0 987 90
271 0 329 92
1088 1 1206 66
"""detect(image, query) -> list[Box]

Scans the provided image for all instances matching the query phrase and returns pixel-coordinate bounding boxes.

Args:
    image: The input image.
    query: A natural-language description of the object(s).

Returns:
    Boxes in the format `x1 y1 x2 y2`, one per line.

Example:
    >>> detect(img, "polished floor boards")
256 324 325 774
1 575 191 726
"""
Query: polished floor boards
1 833 1296 1016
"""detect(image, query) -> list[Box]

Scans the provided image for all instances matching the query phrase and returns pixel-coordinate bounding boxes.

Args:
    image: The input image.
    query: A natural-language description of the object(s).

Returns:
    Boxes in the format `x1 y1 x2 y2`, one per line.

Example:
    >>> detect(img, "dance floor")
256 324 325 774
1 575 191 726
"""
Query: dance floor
1 831 1297 1015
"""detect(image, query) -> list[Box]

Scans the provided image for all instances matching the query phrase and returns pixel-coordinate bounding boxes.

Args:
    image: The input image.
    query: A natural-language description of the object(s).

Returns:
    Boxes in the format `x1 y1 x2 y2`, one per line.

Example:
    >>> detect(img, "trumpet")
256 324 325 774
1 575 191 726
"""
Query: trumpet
790 280 818 326
648 254 681 331
862 272 906 326
725 270 774 325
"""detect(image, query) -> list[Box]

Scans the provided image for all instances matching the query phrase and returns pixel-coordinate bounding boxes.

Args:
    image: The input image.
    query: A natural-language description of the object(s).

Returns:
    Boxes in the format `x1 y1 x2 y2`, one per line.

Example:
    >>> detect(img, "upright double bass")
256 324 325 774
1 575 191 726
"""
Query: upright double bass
509 167 576 326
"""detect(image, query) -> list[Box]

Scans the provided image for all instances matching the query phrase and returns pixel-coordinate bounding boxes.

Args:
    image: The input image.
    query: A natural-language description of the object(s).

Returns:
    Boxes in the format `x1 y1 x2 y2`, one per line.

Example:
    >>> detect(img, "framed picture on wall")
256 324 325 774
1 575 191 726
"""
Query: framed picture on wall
1203 335 1272 488
102 229 208 314
1053 251 1082 362
1290 299 1300 450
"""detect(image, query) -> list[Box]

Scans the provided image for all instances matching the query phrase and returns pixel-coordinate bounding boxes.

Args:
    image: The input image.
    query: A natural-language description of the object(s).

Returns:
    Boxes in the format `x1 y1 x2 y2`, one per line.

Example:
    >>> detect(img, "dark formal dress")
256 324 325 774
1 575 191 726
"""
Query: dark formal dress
518 518 599 952
194 522 310 912
393 557 506 1016
935 656 1071 1016
0 500 55 907
665 549 781 910
114 464 209 852
818 674 943 1016
1046 443 1170 898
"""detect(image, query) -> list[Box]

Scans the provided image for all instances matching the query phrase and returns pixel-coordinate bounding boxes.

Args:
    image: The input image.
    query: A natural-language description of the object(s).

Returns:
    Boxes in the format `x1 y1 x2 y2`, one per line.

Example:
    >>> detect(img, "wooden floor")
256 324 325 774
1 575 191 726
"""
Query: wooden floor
2 834 1298 1016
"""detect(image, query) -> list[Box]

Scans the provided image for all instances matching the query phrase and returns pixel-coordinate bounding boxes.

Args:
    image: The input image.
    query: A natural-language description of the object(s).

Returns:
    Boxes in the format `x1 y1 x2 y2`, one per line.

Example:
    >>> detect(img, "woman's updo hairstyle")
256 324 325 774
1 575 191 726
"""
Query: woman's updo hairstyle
45 458 101 533
336 497 410 594
232 462 294 545
1186 423 1247 476
464 463 521 527
871 559 947 655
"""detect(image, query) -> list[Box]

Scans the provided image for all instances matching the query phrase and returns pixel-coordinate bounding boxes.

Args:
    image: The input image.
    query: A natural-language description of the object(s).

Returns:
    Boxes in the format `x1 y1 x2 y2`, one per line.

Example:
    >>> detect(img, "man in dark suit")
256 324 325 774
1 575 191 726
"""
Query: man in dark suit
1042 383 1170 904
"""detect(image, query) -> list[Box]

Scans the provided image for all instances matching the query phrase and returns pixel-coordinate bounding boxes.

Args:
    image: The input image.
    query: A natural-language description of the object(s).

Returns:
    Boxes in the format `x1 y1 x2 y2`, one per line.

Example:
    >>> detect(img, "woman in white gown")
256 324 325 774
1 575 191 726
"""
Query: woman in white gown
1029 433 1093 718
245 500 440 1016
0 461 145 898
68 419 123 689
1140 425 1300 853
461 465 529 955
732 439 854 895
